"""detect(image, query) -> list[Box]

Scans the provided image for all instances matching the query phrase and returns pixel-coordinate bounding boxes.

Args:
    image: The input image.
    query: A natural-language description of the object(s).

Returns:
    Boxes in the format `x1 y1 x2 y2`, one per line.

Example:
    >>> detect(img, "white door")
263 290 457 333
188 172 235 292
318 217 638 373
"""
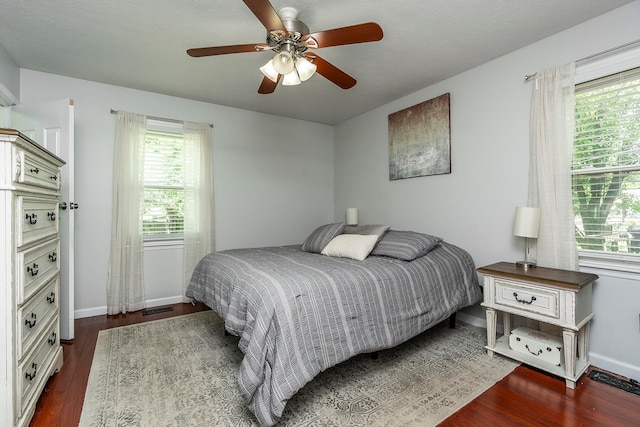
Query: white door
10 99 75 340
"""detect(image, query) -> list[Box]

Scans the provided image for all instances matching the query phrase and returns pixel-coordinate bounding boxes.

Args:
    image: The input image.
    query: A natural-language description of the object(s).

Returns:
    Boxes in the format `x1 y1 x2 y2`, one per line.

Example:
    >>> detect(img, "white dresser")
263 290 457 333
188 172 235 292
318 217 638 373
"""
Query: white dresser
1 128 65 427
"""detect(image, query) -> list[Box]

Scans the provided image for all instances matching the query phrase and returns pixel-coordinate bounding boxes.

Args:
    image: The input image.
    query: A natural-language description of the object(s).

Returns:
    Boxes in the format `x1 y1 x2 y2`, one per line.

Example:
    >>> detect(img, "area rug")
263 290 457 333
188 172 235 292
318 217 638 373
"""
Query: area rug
79 311 518 426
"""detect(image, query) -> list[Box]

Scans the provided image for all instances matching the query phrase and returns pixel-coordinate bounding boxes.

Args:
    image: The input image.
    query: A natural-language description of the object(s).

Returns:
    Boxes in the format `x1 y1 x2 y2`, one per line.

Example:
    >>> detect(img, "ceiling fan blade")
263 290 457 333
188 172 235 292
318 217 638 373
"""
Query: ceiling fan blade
187 44 262 57
309 55 356 89
304 22 383 48
243 0 287 32
258 75 281 94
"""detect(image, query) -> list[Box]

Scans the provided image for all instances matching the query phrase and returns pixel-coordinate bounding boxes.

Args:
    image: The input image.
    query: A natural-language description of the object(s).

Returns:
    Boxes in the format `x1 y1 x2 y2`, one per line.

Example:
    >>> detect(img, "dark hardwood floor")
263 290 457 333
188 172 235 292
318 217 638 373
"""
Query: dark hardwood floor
30 304 640 426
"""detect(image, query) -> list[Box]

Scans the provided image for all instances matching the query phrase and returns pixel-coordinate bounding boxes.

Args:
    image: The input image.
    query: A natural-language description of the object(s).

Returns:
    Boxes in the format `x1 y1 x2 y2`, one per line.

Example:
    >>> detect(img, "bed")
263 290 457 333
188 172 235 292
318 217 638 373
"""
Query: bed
186 224 483 426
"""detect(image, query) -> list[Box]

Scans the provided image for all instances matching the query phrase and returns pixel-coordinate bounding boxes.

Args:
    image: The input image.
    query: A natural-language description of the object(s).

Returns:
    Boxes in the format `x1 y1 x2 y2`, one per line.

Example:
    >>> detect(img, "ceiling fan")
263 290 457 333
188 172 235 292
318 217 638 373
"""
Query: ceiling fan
187 0 383 94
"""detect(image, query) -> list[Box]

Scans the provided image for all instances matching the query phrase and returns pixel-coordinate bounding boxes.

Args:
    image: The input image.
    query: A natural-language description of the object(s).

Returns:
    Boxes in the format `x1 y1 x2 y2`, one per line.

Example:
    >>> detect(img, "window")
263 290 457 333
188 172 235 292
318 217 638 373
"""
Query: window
572 67 640 271
143 121 185 240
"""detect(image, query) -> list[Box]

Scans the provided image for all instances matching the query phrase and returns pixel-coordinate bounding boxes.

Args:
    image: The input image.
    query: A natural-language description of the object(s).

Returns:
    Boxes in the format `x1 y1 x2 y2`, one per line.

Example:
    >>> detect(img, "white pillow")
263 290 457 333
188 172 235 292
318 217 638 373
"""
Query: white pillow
321 234 379 261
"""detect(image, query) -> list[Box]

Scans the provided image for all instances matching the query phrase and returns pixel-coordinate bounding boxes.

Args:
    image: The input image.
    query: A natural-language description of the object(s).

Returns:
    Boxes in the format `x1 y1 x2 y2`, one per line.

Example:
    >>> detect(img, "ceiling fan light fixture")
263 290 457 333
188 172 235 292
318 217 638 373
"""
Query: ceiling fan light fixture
272 51 295 75
295 57 317 81
282 70 301 86
188 2 383 95
259 59 279 82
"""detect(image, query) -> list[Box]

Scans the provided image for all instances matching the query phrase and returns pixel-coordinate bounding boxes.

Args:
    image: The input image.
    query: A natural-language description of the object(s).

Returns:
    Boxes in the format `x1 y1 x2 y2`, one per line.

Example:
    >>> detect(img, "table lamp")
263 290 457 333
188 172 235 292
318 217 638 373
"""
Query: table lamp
513 206 540 269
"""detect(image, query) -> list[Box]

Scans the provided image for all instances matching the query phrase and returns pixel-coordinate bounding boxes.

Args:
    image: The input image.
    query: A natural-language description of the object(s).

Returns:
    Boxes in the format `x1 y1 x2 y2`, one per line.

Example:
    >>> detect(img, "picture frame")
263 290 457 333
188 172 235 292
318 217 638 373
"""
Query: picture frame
388 93 451 180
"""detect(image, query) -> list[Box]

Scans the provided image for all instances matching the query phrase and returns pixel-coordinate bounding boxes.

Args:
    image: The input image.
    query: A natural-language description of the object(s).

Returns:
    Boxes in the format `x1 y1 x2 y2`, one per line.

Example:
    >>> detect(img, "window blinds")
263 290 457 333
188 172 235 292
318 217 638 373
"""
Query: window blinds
143 129 185 237
572 67 640 254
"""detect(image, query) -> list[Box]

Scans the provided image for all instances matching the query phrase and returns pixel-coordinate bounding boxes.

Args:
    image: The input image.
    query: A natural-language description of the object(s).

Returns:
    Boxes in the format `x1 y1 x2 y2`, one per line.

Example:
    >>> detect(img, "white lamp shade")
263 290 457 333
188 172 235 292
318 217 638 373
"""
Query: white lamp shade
513 207 540 238
272 51 295 74
259 60 279 82
282 71 301 86
295 57 317 81
346 208 358 225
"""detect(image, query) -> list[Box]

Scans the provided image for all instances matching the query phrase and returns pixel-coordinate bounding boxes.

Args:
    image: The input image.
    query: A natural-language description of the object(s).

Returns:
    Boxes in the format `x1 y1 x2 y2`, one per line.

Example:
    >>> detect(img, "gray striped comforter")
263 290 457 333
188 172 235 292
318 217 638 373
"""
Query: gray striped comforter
186 242 482 426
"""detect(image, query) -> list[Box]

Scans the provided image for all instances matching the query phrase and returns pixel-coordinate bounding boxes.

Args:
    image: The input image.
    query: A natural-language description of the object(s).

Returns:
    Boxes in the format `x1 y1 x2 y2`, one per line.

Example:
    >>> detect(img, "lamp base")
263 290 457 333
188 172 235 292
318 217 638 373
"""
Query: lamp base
515 261 537 270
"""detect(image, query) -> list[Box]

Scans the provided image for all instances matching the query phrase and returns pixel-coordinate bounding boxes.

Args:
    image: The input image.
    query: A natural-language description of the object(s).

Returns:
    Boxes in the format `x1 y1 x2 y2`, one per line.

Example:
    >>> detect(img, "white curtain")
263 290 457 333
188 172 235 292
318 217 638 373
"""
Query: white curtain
528 63 578 270
182 121 215 301
107 112 147 315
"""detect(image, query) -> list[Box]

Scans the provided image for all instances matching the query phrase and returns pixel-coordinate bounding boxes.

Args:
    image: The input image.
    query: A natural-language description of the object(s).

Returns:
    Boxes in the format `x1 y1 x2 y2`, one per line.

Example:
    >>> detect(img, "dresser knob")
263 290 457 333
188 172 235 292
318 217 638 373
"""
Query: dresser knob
25 363 38 381
48 332 57 345
25 313 37 328
27 263 39 276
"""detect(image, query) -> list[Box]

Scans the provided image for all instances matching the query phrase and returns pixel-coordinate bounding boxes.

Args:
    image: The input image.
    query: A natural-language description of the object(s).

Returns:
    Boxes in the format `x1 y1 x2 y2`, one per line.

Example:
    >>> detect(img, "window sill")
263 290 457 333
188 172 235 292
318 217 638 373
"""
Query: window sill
578 250 640 280
144 239 184 249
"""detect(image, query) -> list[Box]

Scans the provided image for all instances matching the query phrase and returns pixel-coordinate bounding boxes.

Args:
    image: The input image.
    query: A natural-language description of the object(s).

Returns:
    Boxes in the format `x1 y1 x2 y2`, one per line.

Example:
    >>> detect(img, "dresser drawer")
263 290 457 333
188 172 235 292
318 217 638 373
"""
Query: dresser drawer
16 196 59 248
18 318 60 418
17 278 60 361
17 239 60 305
14 148 61 191
494 278 560 319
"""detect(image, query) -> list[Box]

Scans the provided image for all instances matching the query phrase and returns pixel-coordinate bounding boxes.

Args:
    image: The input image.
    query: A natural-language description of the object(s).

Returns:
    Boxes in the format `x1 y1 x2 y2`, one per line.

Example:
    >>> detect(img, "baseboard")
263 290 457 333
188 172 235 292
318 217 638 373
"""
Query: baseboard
456 311 486 328
590 352 640 382
74 295 186 319
74 306 107 319
144 295 186 308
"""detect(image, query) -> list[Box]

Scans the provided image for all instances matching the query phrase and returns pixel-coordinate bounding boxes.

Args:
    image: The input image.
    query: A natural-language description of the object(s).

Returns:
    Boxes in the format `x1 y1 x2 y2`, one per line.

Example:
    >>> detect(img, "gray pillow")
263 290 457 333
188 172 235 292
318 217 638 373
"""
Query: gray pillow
343 224 390 243
370 230 443 261
301 222 346 253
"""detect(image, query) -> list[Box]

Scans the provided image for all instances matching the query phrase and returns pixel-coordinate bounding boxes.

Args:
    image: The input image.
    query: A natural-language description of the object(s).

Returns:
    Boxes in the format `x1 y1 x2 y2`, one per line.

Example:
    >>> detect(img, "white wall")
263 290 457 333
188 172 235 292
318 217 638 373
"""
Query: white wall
0 43 19 106
18 70 334 317
334 2 640 380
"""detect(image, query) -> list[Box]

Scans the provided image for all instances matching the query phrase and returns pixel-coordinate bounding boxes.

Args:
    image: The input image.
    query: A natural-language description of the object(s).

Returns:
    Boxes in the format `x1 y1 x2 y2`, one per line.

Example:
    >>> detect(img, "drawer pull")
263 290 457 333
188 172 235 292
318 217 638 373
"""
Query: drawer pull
47 292 56 304
25 213 38 224
513 292 536 305
27 263 39 276
25 363 38 381
50 175 58 181
25 313 37 328
525 344 543 356
48 211 56 221
49 252 57 262
30 167 40 174
48 332 58 345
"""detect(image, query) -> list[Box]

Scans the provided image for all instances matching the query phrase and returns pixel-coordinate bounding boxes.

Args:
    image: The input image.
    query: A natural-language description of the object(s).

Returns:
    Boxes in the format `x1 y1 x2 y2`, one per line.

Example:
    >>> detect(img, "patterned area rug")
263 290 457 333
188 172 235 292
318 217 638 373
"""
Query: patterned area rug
79 311 518 426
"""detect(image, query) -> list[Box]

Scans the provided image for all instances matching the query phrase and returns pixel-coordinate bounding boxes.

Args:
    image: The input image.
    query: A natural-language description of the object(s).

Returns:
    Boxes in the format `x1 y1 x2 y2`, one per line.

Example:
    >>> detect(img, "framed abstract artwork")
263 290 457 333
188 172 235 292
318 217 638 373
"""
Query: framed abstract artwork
388 93 451 180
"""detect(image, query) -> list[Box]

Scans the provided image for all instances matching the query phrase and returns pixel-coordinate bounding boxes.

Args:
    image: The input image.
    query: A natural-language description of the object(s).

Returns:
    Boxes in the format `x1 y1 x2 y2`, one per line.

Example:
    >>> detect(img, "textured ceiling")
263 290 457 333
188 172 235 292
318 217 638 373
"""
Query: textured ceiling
0 0 633 124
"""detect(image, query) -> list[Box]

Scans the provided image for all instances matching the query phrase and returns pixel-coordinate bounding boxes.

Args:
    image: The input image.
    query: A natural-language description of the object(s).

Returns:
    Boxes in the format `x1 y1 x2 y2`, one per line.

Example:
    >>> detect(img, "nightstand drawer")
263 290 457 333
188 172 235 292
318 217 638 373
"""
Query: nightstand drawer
494 279 560 319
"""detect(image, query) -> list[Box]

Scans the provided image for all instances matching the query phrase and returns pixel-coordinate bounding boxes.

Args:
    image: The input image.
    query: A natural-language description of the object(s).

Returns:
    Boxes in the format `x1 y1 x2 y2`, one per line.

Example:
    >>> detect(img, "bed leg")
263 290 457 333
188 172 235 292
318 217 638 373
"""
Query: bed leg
449 312 456 329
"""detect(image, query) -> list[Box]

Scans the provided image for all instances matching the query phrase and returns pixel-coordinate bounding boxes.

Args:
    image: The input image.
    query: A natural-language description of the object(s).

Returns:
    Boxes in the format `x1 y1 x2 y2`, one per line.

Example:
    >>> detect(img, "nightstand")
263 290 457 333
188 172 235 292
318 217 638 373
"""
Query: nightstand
478 262 598 388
